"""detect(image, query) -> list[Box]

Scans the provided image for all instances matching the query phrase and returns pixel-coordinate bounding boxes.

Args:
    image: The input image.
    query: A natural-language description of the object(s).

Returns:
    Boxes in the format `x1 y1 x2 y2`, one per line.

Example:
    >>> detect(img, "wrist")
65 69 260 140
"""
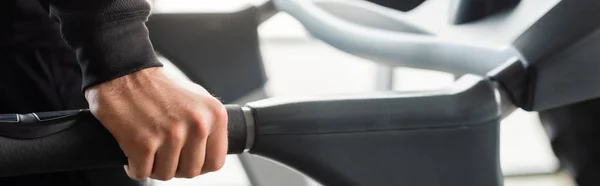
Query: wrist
85 67 163 100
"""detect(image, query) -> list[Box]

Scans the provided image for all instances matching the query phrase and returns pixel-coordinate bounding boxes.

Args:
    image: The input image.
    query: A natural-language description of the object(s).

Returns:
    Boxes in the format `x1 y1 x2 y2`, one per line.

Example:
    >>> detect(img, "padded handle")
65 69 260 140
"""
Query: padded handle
275 0 518 75
0 105 248 177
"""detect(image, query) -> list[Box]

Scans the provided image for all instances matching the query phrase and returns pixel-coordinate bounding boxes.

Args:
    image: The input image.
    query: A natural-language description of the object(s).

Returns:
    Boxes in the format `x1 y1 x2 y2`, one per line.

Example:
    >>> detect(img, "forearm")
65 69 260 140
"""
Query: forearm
48 0 163 90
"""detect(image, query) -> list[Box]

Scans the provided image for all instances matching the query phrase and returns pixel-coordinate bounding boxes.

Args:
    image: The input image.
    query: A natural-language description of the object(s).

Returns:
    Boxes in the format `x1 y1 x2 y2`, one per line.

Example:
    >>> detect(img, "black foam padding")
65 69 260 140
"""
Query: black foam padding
225 105 247 154
0 111 126 177
0 105 246 177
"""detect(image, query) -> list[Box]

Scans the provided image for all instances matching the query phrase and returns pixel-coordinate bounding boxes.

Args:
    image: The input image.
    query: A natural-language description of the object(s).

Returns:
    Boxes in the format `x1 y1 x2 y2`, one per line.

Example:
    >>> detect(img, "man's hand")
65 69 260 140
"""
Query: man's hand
85 67 228 181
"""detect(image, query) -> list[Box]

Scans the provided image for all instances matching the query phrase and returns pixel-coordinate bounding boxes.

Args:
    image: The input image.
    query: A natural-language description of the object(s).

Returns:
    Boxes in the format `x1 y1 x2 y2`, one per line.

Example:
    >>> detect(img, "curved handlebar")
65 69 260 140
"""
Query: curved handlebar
275 0 518 75
0 105 251 178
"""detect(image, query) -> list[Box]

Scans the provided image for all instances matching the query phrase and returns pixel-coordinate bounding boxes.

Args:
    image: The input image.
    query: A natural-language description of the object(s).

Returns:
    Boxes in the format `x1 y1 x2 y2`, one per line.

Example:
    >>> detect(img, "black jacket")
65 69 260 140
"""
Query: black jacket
1 0 162 90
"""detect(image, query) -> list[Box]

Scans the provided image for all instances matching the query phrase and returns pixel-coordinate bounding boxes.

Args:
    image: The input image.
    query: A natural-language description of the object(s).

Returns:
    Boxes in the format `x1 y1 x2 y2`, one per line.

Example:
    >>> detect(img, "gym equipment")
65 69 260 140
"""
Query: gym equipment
1 0 600 186
0 71 512 186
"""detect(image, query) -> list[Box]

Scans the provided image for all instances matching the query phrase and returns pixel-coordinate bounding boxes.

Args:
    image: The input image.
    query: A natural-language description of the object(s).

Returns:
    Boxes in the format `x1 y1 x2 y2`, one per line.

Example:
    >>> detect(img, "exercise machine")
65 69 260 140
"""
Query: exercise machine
1 0 600 185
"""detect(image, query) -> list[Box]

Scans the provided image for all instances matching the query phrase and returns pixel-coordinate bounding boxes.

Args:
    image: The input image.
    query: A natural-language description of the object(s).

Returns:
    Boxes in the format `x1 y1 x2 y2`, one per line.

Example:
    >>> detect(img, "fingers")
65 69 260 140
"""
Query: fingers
175 134 208 178
150 126 185 181
126 101 227 181
175 109 211 178
175 104 227 178
202 125 227 174
202 100 229 174
124 144 156 180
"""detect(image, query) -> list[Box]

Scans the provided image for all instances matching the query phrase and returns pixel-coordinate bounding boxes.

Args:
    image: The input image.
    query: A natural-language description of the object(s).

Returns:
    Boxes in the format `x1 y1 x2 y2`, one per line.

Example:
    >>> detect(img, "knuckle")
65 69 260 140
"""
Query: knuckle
190 116 210 138
213 104 228 123
205 98 227 122
139 144 156 156
131 134 158 155
164 124 186 142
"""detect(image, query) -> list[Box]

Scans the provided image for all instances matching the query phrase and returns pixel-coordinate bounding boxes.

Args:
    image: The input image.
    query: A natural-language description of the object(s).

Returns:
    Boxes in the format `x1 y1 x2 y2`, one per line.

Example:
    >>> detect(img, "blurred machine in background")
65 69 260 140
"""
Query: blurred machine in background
145 0 598 185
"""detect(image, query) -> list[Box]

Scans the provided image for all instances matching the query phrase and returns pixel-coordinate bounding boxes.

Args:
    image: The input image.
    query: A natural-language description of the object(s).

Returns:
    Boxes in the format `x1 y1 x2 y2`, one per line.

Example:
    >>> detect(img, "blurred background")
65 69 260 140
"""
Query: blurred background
147 0 575 185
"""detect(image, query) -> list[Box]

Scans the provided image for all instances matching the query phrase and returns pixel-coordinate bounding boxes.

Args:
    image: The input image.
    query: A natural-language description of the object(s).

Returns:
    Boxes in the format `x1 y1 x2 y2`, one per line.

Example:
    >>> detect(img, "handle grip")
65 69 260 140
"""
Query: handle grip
0 105 248 177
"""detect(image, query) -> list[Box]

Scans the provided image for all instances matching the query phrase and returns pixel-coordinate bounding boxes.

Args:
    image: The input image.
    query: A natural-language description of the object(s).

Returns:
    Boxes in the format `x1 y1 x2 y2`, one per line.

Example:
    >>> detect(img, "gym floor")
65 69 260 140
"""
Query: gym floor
152 1 577 185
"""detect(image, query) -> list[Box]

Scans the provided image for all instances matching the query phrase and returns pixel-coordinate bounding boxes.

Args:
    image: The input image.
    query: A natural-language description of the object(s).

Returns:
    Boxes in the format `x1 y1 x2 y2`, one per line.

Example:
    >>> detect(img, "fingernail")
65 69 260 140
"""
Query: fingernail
124 165 137 179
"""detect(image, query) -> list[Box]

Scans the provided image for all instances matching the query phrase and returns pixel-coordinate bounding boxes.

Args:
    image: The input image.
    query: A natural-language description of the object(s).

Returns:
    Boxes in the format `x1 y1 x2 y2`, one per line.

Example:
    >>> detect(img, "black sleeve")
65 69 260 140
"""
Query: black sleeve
47 0 163 90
